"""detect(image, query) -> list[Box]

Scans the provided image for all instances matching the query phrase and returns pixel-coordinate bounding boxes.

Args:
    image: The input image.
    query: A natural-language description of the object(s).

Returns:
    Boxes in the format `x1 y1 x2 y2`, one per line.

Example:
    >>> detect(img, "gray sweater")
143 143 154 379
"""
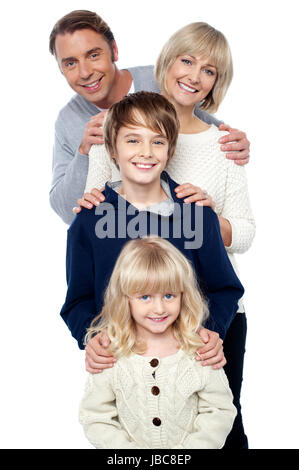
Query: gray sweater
50 65 221 225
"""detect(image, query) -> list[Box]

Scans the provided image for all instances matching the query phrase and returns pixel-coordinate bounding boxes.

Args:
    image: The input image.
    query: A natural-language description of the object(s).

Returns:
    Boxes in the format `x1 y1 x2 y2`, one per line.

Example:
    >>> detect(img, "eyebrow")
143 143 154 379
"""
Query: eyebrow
184 55 216 68
61 47 103 64
123 132 168 139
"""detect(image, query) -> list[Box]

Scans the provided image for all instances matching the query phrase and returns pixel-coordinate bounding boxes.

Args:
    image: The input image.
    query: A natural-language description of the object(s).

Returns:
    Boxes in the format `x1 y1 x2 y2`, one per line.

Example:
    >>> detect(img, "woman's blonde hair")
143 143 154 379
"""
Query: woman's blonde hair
155 22 233 113
85 236 209 357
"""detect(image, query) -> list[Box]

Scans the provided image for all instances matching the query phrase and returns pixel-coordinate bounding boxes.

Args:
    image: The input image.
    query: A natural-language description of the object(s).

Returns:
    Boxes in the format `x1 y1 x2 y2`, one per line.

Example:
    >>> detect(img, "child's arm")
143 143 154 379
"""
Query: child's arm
196 207 244 339
173 366 237 449
59 213 97 349
79 372 142 449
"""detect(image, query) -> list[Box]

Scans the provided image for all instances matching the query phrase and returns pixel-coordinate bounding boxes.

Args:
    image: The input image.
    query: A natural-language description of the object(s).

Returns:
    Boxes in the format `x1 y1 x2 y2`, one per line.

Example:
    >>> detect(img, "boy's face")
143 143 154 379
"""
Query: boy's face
113 122 169 187
55 28 118 107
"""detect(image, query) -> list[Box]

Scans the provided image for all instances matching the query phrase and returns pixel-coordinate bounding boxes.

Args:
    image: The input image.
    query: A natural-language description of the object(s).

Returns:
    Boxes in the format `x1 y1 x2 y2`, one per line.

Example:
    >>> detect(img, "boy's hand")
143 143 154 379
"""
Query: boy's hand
73 187 106 215
85 330 116 374
175 183 215 210
218 123 250 166
79 110 108 156
196 327 226 369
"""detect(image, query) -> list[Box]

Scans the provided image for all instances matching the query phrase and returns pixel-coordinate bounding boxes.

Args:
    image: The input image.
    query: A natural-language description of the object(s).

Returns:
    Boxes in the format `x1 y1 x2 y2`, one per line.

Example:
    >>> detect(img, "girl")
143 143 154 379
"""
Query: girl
78 22 254 448
79 236 236 449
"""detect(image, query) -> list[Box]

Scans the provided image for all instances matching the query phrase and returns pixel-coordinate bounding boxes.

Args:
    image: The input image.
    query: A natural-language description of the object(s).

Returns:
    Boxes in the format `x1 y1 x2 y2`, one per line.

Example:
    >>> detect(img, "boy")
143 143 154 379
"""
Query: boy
60 91 244 359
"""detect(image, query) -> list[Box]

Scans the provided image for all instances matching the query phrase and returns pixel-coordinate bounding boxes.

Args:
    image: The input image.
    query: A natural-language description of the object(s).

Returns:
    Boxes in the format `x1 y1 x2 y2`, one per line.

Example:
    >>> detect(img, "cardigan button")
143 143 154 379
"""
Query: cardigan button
151 386 160 396
150 358 159 367
152 417 161 426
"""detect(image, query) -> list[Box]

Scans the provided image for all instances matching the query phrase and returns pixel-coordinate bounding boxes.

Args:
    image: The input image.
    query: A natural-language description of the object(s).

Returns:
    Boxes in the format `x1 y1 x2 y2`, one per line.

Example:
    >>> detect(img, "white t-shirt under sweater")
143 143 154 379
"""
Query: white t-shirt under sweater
85 124 255 313
79 349 237 449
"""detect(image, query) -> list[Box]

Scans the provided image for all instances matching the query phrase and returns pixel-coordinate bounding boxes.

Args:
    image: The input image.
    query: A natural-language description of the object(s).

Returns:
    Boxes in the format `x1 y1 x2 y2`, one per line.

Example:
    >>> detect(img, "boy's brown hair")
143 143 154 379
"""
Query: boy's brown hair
49 10 115 60
103 91 179 163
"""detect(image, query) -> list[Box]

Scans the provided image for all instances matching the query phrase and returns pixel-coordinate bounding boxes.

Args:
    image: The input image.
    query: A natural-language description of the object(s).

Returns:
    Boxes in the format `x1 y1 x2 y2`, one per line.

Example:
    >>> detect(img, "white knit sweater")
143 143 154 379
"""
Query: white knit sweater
79 349 236 449
86 125 255 312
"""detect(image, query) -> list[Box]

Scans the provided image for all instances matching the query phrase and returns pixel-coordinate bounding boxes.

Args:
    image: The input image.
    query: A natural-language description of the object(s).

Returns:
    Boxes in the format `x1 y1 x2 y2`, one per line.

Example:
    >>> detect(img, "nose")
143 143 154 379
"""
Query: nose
78 60 93 80
139 140 152 159
188 66 201 84
153 297 165 315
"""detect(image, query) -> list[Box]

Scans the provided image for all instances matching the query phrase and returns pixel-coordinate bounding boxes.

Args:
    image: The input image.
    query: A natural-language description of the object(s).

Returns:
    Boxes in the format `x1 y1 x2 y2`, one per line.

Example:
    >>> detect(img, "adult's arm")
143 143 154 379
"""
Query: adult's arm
197 207 244 339
59 211 97 349
49 121 89 225
220 156 256 254
173 366 236 449
84 144 113 193
79 372 142 449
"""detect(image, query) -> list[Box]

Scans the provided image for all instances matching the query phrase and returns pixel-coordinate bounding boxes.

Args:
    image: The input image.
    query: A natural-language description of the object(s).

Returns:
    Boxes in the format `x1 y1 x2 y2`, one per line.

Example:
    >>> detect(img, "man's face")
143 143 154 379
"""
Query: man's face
55 28 118 107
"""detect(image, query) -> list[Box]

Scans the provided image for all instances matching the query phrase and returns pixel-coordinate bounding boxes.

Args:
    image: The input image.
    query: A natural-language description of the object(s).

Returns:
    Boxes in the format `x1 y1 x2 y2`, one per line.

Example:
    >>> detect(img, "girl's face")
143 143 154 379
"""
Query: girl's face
129 292 181 340
165 54 217 110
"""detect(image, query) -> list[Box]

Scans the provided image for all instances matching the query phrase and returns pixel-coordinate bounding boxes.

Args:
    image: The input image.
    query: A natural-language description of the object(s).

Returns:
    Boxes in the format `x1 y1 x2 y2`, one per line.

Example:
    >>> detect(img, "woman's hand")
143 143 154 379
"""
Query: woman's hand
85 330 117 374
73 186 106 215
175 183 215 210
218 123 250 166
196 327 226 369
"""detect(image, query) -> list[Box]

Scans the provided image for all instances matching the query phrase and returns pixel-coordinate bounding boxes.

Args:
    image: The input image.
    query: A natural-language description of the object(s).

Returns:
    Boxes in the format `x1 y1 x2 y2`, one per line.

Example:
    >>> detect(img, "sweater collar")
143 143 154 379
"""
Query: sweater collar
103 171 183 211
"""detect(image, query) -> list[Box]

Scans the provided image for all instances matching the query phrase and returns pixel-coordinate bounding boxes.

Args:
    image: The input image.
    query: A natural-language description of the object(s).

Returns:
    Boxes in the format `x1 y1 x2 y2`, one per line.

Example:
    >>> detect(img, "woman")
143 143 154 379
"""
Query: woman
79 22 255 448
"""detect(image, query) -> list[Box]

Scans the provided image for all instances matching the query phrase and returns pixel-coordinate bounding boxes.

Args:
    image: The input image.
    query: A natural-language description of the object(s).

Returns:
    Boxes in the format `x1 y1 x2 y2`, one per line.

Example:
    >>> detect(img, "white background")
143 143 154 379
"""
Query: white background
1 0 298 449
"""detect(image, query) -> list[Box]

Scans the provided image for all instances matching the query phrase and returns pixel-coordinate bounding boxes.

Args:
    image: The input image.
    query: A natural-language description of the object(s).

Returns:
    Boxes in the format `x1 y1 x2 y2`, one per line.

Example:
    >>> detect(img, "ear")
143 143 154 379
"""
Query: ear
112 40 119 62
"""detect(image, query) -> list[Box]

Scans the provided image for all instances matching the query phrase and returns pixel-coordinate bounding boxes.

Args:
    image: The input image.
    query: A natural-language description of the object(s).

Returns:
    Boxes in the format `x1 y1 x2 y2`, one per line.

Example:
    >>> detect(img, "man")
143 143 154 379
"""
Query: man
49 10 250 225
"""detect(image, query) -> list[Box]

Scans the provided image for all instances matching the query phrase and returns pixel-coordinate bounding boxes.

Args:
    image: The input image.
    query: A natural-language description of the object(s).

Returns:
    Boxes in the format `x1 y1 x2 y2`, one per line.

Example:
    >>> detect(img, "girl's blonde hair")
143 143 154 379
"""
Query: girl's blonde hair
155 22 233 113
85 236 209 357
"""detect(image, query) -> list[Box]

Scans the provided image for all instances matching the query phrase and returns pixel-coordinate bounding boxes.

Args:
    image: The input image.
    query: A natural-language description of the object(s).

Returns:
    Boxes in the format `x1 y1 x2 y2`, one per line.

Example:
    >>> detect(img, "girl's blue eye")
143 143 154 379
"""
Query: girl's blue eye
181 59 192 65
204 69 215 76
165 294 174 300
141 295 150 301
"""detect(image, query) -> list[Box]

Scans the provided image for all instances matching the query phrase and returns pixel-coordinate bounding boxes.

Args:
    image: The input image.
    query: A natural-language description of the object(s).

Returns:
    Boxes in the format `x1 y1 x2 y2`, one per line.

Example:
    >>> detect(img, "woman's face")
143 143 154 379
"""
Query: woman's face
165 54 217 110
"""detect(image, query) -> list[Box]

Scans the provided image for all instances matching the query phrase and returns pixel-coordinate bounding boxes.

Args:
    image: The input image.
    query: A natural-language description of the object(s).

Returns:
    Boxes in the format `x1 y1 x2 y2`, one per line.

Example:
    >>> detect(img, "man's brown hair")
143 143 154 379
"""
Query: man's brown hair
103 91 180 163
49 10 115 60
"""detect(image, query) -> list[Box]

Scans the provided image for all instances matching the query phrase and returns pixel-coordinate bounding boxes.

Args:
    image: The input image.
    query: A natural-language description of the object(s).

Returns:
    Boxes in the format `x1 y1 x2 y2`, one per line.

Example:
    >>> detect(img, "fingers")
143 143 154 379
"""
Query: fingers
226 149 250 163
73 206 82 214
76 189 106 211
85 333 116 374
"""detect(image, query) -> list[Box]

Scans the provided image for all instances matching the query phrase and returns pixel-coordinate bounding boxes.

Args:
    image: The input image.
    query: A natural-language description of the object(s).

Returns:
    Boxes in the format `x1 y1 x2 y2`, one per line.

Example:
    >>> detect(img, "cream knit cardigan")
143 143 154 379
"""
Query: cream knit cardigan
79 349 237 449
85 125 255 312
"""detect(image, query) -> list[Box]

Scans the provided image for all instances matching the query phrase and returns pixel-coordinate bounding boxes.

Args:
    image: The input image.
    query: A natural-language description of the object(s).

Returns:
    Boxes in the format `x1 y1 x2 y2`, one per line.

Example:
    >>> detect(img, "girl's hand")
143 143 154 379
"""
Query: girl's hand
218 123 250 166
73 186 106 215
175 183 215 210
196 327 226 369
85 331 116 374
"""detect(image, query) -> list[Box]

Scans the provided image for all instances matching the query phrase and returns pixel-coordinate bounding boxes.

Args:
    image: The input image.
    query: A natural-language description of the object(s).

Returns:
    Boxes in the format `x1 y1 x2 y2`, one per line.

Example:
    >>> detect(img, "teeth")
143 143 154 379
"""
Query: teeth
135 163 154 168
178 82 197 93
85 80 99 88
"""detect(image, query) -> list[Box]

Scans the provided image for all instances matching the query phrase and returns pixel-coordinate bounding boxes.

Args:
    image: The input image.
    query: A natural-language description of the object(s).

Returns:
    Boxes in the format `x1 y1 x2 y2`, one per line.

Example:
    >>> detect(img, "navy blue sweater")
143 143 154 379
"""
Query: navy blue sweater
60 173 244 349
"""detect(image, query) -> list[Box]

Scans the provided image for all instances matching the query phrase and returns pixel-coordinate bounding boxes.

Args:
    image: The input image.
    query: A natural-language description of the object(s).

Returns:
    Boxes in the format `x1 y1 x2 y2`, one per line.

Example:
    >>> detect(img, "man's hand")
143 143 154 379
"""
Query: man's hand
218 123 250 166
73 187 105 215
196 327 226 369
79 110 108 156
85 330 116 374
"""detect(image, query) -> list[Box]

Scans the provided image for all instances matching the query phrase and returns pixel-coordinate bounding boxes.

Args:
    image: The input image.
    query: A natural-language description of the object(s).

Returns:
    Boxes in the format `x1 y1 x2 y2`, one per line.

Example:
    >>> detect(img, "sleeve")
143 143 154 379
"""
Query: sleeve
173 367 237 449
79 372 141 449
193 106 223 126
84 144 113 193
221 159 256 254
59 215 97 349
197 208 244 339
49 119 89 226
